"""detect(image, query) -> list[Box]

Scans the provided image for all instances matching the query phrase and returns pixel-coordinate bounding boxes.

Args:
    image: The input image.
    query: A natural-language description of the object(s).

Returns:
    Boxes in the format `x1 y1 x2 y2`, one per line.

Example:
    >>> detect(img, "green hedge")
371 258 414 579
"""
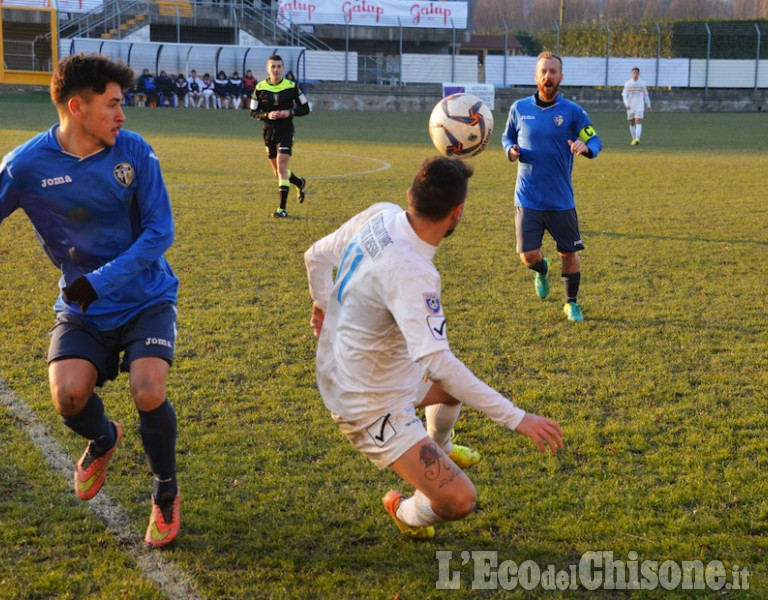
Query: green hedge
501 20 768 59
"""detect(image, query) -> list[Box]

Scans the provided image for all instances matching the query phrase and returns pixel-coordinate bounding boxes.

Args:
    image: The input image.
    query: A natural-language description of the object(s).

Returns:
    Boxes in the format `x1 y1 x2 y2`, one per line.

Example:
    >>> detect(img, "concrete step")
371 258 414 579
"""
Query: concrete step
157 1 194 18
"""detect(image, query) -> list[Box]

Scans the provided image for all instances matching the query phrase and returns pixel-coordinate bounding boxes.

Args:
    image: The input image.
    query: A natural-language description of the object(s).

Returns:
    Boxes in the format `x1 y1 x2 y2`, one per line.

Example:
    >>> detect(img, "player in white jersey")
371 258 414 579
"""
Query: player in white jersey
304 156 563 539
622 67 652 145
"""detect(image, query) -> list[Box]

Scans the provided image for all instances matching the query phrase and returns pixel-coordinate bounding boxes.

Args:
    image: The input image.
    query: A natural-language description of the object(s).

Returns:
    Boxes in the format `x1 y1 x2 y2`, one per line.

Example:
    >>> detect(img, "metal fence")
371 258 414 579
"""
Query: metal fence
3 1 767 89
62 37 308 89
0 5 57 84
529 19 768 89
58 0 332 50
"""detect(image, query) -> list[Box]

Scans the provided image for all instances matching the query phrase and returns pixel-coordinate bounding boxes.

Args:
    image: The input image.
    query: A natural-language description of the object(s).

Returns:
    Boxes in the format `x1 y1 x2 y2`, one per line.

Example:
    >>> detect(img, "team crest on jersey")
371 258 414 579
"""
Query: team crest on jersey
423 293 441 314
113 163 134 187
554 115 564 127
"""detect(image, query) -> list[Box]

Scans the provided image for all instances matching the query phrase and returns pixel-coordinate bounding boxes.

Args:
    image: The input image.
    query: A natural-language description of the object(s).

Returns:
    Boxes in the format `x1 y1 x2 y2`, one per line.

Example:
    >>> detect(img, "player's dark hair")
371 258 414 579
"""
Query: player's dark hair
268 54 283 64
409 156 473 221
632 67 640 72
50 53 134 106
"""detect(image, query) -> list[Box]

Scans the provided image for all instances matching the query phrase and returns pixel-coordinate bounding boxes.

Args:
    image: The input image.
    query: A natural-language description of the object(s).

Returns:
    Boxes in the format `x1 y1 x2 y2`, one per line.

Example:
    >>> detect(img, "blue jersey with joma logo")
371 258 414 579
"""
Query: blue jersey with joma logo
0 125 178 330
502 94 602 211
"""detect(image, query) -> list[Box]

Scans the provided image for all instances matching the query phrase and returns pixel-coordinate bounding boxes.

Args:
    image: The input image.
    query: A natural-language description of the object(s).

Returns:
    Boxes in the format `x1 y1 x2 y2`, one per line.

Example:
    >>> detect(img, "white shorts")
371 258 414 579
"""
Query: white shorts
626 110 644 120
333 406 428 470
332 377 433 470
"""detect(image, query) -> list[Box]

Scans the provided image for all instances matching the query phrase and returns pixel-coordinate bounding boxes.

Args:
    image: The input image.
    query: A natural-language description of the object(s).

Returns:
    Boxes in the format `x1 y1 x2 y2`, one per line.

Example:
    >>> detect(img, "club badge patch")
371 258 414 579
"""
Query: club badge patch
113 163 134 187
423 293 441 314
554 115 564 127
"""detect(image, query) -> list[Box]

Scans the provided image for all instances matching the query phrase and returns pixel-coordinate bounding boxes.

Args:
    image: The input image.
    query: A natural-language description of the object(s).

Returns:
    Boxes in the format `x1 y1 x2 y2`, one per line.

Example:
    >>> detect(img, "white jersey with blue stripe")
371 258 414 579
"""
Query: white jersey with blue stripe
502 94 602 211
0 125 178 330
305 203 526 431
307 204 449 420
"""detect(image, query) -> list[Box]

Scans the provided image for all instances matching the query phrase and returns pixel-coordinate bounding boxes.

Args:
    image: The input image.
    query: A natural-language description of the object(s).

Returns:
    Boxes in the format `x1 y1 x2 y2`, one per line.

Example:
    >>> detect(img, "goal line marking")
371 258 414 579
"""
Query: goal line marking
0 377 204 600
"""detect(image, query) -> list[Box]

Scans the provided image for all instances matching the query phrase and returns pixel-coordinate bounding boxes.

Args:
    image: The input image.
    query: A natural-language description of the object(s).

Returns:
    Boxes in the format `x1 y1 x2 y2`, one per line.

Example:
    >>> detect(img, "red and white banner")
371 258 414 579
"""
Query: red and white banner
0 0 103 12
1 0 52 7
277 0 468 29
57 0 103 12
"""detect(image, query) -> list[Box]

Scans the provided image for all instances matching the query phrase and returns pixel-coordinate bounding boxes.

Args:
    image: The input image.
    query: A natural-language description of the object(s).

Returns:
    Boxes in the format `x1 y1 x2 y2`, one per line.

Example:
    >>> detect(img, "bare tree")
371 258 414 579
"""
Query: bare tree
471 0 767 32
733 0 768 18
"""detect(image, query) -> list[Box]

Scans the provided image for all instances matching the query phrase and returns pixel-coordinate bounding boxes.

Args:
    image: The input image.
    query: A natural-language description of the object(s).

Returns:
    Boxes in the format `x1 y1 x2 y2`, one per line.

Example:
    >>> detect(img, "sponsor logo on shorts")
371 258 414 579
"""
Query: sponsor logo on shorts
404 416 421 428
145 337 173 348
366 413 396 447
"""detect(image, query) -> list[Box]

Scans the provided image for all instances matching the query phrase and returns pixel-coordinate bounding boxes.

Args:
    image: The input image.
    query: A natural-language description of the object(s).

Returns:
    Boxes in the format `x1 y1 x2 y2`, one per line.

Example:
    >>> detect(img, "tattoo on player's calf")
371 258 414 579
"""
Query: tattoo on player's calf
420 442 455 482
438 469 457 488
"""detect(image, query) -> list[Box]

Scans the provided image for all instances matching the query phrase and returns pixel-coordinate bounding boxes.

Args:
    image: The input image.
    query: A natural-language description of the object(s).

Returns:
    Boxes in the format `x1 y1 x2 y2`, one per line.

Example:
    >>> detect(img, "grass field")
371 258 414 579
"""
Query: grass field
0 95 767 599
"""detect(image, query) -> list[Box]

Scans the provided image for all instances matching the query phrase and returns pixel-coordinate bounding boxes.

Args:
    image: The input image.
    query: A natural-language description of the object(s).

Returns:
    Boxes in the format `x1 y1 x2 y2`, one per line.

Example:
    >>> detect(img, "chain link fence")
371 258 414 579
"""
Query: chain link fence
2 4 767 89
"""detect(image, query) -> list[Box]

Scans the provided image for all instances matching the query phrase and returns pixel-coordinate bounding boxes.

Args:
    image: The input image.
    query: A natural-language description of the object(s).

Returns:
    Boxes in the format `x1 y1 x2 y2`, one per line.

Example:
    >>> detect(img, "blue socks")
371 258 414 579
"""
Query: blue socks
562 272 581 304
62 393 115 454
139 399 178 499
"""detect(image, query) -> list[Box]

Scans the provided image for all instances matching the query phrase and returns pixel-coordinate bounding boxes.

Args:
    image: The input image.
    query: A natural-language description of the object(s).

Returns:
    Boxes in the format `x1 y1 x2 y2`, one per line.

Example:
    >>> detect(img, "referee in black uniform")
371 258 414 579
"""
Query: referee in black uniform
250 54 310 218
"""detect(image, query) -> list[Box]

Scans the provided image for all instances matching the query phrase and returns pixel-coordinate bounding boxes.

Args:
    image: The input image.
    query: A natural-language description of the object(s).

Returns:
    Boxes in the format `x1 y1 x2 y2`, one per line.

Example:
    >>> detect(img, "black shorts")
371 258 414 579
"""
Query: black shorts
263 126 294 159
515 206 585 254
47 302 177 387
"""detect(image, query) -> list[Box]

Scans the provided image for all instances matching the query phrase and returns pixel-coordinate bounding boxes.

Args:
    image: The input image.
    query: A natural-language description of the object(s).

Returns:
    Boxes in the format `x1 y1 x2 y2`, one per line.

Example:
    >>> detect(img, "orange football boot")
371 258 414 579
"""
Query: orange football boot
382 490 434 539
145 491 180 548
74 421 122 501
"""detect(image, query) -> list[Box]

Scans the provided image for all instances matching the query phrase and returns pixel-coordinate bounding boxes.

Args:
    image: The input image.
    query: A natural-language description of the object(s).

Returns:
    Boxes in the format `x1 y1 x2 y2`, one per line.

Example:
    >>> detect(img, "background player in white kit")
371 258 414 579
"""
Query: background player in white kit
622 67 652 145
304 156 563 539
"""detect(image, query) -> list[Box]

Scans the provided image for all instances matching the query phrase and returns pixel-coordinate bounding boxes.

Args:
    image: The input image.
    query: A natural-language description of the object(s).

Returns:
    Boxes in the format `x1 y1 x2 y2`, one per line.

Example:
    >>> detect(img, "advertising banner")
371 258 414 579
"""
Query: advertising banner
278 0 468 29
442 83 495 107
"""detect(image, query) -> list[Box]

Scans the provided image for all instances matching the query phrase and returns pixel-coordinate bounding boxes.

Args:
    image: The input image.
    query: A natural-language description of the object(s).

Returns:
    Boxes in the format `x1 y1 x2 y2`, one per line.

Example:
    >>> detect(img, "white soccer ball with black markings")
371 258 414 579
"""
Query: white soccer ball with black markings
428 93 494 158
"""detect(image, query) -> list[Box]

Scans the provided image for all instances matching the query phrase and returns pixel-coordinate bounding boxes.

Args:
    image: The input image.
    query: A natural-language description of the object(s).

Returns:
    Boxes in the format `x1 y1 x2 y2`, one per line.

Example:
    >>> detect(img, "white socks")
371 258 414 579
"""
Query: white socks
425 402 461 453
396 490 444 527
635 124 643 139
630 124 636 139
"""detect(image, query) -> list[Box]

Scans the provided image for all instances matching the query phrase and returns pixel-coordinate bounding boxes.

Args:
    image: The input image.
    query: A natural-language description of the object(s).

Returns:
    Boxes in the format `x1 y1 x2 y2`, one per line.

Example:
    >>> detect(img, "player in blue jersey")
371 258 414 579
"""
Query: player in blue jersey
502 51 602 322
0 54 180 547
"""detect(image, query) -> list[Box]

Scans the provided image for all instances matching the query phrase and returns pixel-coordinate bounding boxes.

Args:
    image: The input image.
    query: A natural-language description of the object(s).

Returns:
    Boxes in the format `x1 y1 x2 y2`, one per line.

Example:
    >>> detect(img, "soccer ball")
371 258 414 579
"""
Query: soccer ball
428 93 494 158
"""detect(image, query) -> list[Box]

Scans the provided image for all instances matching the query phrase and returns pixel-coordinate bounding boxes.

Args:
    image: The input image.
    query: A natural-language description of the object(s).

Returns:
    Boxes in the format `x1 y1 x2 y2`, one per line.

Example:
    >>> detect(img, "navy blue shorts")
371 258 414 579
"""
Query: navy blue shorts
47 302 177 387
263 127 294 158
515 206 585 254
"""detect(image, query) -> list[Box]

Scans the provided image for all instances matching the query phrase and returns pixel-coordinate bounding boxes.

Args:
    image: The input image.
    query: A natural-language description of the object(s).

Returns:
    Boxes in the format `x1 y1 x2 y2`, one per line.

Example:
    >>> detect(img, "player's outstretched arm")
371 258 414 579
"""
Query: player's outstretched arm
515 413 564 454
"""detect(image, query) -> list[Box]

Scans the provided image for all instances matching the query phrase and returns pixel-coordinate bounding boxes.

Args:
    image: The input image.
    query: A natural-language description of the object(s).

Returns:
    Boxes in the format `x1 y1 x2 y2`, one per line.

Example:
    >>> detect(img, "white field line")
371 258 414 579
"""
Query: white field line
0 377 204 600
0 152 390 598
166 151 392 188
